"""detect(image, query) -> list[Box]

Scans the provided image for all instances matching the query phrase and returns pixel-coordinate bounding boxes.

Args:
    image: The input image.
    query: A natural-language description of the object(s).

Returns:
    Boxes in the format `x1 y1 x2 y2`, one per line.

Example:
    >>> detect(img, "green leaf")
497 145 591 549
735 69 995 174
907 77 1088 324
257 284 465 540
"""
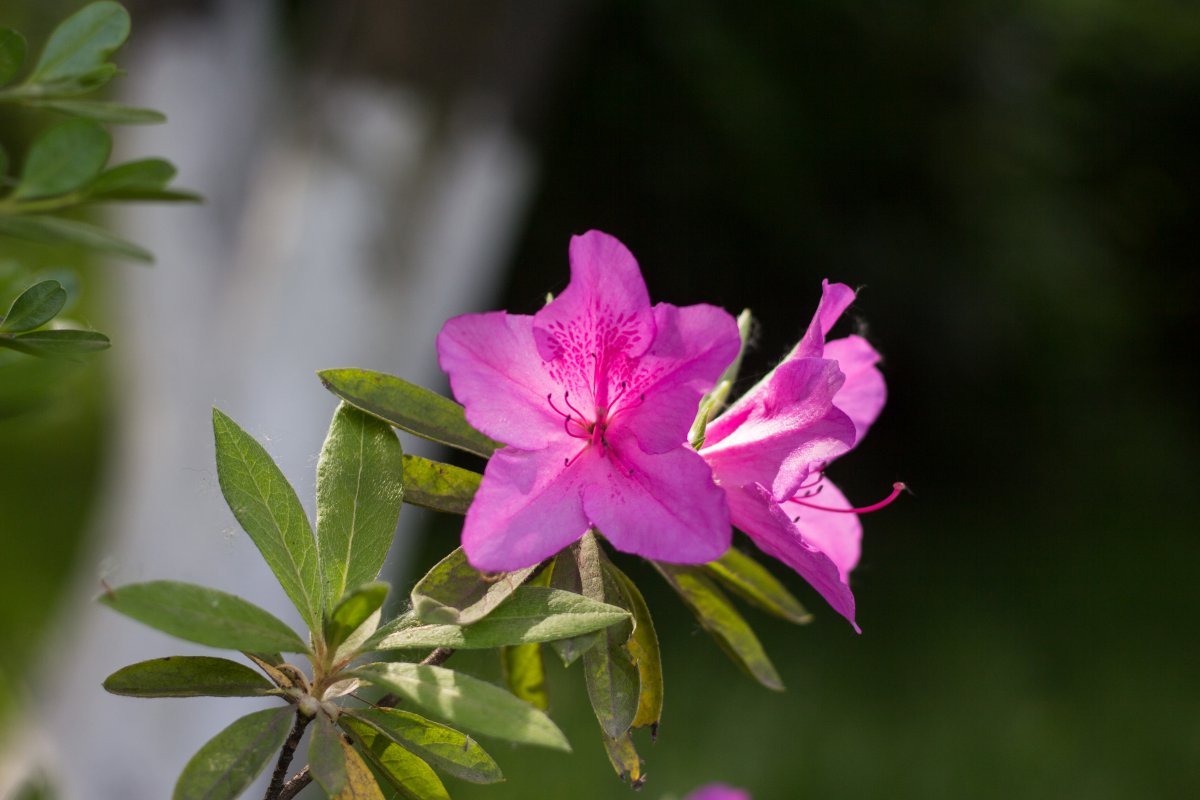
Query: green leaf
374 586 630 651
654 562 784 691
398 455 479 515
310 715 350 797
173 707 293 800
1 328 109 357
501 642 548 711
99 580 308 653
88 157 173 195
0 29 26 86
0 142 8 179
29 1 129 85
325 581 388 656
601 731 645 788
704 547 812 624
336 741 388 800
212 408 322 633
411 546 537 626
604 561 663 730
353 662 570 751
1 280 67 332
316 403 404 607
577 534 639 739
318 368 500 458
102 656 274 698
347 708 503 784
719 308 754 389
14 119 111 199
28 99 165 124
545 552 591 667
0 213 152 261
339 717 448 800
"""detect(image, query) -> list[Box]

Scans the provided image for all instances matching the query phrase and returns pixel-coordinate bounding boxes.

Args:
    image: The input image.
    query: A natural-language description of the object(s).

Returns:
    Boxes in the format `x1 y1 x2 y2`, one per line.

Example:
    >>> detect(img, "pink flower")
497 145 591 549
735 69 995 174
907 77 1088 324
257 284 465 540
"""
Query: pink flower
438 230 741 571
683 784 752 800
699 281 898 631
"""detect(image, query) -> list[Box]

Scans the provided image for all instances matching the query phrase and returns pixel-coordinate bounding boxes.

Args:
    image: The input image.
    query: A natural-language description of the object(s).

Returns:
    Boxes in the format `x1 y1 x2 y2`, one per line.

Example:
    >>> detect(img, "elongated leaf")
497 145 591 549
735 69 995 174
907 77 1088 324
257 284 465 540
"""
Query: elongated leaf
173 707 292 800
14 119 111 199
654 562 784 691
545 552 591 667
577 535 639 739
501 643 548 711
244 653 293 689
317 403 404 607
0 29 25 86
376 586 629 651
318 368 500 457
604 561 663 730
2 329 109 357
0 142 8 179
100 580 308 653
326 581 388 655
340 717 448 800
399 455 479 515
411 546 537 625
0 214 151 261
602 731 645 788
212 408 322 632
347 708 503 784
29 1 129 84
705 547 812 624
310 715 350 797
336 742 387 800
353 662 570 751
88 157 174 194
30 99 165 124
103 656 274 698
1 280 66 332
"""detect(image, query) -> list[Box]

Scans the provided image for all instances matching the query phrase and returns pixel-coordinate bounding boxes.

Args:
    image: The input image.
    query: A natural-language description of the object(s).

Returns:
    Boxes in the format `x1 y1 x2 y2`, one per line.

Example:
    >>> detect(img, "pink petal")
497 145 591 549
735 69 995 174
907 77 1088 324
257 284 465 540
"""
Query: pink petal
729 484 859 631
581 430 731 563
461 442 592 571
779 478 862 581
532 231 656 408
702 358 856 500
684 785 752 800
438 311 564 450
824 334 886 442
616 302 741 454
788 280 857 360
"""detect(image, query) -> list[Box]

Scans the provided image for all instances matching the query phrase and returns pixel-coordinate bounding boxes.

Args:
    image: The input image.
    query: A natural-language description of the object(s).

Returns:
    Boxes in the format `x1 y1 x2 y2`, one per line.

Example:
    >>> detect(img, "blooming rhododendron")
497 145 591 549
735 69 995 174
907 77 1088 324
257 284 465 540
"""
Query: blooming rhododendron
438 230 740 571
683 784 752 800
700 281 899 631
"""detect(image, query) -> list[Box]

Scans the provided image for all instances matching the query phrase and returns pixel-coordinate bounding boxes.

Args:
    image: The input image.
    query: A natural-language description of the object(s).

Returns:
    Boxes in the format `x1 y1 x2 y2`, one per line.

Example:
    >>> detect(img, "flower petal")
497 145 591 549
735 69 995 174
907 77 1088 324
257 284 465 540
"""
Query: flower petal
461 442 592 571
581 432 731 563
532 231 656 408
684 785 752 800
702 358 856 500
789 280 856 359
730 484 859 631
438 311 564 450
616 302 741 454
779 478 862 582
825 334 886 442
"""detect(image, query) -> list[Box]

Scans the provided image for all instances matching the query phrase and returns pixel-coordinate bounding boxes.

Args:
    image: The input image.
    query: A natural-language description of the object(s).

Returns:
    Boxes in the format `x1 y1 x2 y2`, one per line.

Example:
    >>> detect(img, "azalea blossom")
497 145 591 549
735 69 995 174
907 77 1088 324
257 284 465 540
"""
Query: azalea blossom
438 230 741 571
683 784 752 800
699 281 899 631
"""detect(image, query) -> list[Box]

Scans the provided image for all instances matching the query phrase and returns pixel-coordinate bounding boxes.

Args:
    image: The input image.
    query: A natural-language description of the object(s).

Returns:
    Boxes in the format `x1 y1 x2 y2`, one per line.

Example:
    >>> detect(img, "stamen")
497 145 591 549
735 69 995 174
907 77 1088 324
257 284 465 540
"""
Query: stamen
791 482 906 514
563 391 587 421
563 445 588 469
606 392 646 424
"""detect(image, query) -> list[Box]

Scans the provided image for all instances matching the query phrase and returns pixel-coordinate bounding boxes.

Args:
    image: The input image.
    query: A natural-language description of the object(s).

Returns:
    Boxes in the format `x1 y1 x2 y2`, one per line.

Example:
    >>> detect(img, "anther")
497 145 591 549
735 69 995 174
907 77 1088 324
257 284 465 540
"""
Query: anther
791 482 907 514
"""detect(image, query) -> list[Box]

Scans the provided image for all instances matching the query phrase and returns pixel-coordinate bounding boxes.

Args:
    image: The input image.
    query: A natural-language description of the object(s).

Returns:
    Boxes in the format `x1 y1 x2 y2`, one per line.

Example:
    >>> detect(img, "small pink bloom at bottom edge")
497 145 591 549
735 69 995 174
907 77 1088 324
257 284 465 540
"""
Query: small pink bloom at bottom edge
683 783 752 800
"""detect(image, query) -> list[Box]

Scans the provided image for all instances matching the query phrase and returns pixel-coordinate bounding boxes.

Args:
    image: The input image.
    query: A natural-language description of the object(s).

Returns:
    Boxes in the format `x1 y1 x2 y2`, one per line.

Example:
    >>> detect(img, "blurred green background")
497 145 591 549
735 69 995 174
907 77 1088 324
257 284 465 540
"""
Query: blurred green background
3 0 1199 798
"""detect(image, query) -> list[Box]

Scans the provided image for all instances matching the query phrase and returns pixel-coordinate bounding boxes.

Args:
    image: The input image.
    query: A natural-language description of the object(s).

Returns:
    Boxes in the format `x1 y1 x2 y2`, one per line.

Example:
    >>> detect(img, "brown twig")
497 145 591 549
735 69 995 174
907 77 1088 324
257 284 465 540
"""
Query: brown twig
272 647 457 799
265 712 311 800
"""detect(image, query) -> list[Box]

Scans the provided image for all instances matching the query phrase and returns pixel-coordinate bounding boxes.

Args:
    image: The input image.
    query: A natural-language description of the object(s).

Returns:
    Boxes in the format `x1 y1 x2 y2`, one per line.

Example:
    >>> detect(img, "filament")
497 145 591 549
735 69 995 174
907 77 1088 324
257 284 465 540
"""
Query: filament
791 482 906 515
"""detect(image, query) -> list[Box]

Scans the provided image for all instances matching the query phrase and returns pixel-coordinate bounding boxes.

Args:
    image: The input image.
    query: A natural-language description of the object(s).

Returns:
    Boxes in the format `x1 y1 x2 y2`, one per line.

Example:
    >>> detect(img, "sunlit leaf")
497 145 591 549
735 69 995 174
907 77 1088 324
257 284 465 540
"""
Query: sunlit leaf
14 119 110 199
0 280 67 333
173 707 292 800
398 455 479 515
545 552 591 667
654 562 784 691
604 561 663 730
0 29 26 86
325 581 388 656
102 656 274 698
704 547 812 624
374 586 629 651
347 708 503 784
29 1 129 85
212 408 322 633
340 717 448 800
318 368 500 458
411 546 537 626
577 534 639 739
0 214 152 261
335 742 387 800
99 580 308 653
353 662 570 751
317 403 404 608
